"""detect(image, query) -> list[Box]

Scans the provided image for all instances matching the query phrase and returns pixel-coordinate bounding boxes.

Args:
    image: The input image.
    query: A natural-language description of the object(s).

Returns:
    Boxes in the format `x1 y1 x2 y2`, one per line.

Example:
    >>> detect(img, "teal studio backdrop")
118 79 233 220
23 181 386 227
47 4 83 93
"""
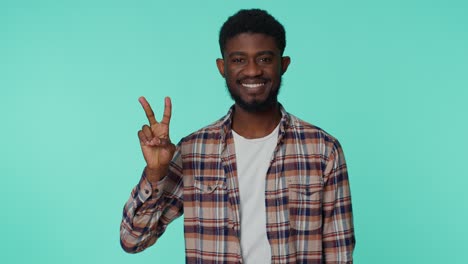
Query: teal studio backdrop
1 0 467 263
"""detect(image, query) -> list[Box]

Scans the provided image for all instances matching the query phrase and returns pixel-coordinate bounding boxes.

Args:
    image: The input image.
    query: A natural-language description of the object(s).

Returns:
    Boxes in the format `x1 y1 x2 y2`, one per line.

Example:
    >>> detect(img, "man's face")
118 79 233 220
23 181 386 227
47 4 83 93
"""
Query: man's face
216 33 290 112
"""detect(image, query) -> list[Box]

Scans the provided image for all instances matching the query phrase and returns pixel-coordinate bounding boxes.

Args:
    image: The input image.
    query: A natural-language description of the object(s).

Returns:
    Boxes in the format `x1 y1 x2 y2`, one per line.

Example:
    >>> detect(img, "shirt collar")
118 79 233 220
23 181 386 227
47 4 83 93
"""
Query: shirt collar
218 104 291 143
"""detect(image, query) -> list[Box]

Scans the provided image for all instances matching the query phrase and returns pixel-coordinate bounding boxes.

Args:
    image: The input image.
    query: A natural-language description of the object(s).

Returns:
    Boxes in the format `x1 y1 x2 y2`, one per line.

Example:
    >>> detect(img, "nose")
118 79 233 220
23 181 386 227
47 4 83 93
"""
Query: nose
243 60 262 77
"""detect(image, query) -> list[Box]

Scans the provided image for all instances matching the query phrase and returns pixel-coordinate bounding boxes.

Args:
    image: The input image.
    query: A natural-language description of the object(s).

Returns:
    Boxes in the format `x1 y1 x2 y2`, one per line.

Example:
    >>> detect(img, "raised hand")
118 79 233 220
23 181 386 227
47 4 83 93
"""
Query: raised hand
137 96 176 182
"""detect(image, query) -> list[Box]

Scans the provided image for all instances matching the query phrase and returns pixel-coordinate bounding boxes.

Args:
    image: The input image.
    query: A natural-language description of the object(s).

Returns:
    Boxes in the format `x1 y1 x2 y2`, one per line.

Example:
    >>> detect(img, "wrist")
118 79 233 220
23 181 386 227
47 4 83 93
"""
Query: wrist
144 166 168 183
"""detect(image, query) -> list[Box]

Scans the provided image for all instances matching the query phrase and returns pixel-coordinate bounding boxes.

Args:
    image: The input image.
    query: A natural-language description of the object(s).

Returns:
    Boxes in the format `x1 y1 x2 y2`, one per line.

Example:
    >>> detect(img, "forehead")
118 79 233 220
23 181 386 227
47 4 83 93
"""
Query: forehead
224 33 279 56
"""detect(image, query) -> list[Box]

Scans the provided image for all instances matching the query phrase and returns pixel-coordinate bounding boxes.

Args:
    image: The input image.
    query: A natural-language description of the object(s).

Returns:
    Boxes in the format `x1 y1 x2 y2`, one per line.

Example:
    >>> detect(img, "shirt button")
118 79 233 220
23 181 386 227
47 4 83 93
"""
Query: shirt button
207 186 212 191
155 188 159 193
145 189 149 194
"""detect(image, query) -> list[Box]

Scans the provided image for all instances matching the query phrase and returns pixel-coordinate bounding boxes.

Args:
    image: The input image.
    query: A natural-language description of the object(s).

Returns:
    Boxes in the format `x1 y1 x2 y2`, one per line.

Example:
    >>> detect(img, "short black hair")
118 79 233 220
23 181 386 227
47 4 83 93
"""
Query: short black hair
219 9 286 56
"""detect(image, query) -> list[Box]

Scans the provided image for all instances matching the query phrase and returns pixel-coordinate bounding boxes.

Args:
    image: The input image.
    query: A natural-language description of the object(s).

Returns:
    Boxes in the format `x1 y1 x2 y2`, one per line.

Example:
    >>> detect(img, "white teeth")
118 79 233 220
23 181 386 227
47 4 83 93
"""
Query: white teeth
242 83 264 88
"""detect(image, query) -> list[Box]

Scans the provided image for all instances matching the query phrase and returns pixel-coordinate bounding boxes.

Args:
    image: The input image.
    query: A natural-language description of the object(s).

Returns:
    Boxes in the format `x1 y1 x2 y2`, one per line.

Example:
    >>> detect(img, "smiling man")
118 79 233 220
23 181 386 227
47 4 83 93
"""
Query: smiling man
120 9 355 264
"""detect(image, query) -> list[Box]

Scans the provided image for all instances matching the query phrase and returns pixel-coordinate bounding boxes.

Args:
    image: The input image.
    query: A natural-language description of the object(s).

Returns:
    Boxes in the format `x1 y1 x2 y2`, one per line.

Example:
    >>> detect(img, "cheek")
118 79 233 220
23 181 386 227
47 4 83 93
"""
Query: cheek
268 69 282 80
225 69 240 81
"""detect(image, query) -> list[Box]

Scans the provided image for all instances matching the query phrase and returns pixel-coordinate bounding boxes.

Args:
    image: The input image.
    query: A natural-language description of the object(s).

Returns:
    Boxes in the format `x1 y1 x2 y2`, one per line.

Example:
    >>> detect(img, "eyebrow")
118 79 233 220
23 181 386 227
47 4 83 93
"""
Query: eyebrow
227 50 276 57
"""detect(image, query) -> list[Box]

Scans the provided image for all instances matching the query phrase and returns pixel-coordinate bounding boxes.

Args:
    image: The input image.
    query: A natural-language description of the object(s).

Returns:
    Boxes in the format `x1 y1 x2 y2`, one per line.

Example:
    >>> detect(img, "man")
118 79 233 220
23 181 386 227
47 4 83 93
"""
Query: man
120 9 355 263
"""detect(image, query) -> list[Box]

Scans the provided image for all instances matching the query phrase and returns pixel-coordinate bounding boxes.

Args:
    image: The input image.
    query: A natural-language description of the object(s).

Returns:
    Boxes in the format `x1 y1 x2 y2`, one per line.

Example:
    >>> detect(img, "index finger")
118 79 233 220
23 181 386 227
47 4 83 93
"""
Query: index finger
138 96 157 125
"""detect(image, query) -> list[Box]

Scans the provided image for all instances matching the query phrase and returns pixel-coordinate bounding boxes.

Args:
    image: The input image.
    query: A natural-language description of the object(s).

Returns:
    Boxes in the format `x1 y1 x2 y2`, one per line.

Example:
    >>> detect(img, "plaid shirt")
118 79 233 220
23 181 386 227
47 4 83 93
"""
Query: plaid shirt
121 105 355 263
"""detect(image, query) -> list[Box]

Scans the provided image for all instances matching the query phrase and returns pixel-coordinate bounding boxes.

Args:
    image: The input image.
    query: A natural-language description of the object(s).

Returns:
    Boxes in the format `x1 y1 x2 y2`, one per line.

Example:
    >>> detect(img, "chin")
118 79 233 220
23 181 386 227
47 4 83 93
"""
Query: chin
235 97 278 113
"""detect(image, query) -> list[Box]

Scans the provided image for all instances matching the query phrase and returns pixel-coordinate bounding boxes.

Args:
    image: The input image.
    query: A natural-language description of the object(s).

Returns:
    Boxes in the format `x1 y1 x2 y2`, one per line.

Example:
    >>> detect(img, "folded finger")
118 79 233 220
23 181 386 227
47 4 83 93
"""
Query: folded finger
142 125 153 140
138 130 150 145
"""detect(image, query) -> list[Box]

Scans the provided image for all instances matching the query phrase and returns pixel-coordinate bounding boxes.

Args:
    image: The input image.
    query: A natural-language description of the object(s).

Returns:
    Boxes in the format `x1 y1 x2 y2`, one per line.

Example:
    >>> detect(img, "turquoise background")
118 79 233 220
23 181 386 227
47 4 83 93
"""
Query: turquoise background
1 0 467 263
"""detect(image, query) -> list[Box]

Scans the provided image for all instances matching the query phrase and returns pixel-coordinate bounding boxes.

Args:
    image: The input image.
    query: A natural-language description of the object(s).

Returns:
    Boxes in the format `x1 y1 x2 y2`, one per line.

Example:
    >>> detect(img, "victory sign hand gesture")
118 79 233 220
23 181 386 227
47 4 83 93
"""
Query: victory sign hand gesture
137 96 176 182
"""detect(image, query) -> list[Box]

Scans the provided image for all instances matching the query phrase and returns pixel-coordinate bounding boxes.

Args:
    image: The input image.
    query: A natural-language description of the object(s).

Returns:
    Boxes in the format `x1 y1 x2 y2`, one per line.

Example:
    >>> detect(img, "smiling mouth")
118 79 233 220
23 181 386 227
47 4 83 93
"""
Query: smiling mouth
241 82 265 88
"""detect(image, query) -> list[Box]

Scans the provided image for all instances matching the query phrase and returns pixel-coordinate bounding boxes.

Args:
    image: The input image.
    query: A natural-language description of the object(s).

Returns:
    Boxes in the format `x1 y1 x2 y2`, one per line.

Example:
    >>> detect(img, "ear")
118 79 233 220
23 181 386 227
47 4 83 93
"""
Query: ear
216 58 225 78
280 56 291 75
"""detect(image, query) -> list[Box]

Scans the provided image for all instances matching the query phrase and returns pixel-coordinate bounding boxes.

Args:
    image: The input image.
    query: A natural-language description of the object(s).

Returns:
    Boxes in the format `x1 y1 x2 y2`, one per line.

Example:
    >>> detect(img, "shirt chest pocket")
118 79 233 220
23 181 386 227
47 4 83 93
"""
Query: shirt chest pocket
288 182 323 231
193 179 229 222
194 180 227 193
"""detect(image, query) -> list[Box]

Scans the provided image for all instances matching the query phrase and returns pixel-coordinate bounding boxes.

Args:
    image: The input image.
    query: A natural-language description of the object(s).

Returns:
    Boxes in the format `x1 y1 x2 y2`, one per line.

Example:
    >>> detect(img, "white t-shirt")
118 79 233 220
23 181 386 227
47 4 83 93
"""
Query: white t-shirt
232 124 280 264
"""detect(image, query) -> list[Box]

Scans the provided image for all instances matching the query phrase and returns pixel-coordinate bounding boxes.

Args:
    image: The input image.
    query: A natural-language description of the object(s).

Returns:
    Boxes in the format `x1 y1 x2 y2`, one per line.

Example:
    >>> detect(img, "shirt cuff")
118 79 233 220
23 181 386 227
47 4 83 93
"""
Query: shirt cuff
137 173 165 202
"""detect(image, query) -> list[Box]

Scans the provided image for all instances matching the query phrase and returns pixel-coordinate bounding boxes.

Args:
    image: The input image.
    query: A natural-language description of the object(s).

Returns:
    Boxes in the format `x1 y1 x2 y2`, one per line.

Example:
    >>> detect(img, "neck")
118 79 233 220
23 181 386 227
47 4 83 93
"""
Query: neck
231 102 281 139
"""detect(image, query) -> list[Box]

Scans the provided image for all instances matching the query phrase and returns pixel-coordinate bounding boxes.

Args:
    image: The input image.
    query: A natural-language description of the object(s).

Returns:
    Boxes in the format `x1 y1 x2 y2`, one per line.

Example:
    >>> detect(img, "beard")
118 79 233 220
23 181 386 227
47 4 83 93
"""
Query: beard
226 78 282 113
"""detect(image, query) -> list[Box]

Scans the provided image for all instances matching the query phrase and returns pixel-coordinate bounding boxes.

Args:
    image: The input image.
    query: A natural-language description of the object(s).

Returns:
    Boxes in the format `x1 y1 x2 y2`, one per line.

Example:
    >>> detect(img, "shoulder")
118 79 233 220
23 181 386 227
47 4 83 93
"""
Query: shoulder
288 113 339 142
285 112 344 155
179 115 226 144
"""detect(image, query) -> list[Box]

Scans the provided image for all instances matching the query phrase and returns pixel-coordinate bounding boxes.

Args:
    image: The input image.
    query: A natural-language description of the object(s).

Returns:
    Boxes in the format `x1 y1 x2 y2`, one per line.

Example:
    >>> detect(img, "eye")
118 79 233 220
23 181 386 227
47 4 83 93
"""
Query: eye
258 56 273 63
231 57 245 64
